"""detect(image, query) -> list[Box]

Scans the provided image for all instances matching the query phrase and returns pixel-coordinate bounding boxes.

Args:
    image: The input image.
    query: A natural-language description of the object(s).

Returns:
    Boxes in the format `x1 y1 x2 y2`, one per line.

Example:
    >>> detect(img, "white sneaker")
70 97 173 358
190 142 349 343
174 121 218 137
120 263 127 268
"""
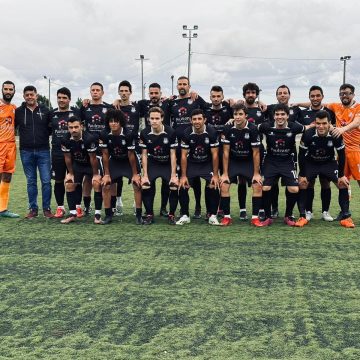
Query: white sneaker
322 211 334 222
176 214 190 225
305 211 313 221
115 198 123 216
208 214 222 226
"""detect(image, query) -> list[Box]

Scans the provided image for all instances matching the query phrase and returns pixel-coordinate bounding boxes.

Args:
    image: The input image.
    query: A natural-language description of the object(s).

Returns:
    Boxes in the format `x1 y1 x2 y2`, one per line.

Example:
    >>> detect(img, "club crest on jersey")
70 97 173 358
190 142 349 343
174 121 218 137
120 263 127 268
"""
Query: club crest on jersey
131 107 136 113
256 111 261 117
244 133 250 139
102 108 107 114
163 137 169 144
205 137 209 144
222 108 228 113
327 140 333 147
286 132 292 137
290 109 294 115
122 139 126 145
187 99 193 105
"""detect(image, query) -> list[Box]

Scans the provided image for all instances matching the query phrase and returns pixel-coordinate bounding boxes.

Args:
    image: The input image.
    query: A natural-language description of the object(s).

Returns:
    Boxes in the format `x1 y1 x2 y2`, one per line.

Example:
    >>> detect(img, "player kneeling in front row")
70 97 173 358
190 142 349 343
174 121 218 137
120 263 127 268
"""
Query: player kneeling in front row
61 116 103 224
177 109 221 225
100 109 143 225
219 104 264 226
296 110 354 228
140 107 179 225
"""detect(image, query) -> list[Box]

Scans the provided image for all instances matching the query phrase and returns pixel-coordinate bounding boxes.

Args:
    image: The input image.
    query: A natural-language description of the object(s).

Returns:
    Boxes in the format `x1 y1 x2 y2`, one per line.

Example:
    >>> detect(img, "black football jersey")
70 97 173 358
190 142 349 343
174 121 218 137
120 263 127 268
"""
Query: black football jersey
203 103 233 136
50 107 80 156
301 107 336 126
300 128 345 163
80 103 113 139
258 121 304 161
222 122 261 160
99 129 135 161
266 104 304 124
169 96 207 140
61 131 97 165
119 102 141 137
181 125 219 163
246 106 266 126
139 125 177 163
138 99 171 126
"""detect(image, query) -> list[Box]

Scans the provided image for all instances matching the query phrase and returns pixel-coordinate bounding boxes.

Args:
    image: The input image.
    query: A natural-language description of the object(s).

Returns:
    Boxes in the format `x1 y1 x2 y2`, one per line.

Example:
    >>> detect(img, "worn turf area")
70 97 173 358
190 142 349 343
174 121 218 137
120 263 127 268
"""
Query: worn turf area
0 163 360 359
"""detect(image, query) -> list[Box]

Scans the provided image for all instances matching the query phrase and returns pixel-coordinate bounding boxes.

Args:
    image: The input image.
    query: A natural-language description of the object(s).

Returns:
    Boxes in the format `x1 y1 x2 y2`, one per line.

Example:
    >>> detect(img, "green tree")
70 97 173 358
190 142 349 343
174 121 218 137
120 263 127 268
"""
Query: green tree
37 94 53 109
75 97 83 109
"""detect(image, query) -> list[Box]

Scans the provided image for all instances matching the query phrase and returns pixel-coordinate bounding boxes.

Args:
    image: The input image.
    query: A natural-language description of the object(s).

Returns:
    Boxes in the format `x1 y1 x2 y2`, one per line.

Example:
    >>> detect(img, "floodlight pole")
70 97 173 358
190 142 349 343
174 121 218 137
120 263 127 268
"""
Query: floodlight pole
340 56 351 84
136 54 149 99
182 25 198 82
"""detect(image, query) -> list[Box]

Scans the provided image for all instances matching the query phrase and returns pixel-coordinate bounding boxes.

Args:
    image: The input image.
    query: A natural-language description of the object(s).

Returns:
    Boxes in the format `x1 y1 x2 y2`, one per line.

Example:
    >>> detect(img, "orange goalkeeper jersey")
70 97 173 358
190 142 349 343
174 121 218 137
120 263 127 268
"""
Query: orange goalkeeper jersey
0 102 16 143
327 102 360 151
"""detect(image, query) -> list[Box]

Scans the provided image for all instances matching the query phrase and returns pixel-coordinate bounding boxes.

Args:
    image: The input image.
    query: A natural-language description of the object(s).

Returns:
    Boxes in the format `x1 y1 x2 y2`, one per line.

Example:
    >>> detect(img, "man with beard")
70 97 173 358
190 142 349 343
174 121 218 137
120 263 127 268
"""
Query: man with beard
327 84 360 220
0 81 19 218
50 87 81 218
237 82 267 220
170 76 207 219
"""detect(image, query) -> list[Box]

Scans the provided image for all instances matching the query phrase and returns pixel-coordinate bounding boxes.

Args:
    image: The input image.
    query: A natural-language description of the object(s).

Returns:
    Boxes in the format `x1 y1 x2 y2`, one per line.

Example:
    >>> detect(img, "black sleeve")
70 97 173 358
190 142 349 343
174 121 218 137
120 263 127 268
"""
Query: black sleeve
298 145 307 177
196 96 209 110
337 148 346 178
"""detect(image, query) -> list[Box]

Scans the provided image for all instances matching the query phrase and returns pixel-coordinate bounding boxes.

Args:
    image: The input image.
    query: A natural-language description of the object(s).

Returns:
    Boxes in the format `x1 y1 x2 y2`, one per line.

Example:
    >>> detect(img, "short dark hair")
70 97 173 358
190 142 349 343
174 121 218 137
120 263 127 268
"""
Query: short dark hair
91 82 103 91
68 115 81 124
105 108 126 128
276 84 290 96
273 103 289 115
191 109 205 118
339 83 355 93
309 85 323 96
118 80 132 92
210 85 223 93
57 87 71 99
243 82 259 97
315 110 330 121
177 76 189 84
23 85 37 93
2 80 15 91
149 83 161 89
148 106 164 118
232 103 248 115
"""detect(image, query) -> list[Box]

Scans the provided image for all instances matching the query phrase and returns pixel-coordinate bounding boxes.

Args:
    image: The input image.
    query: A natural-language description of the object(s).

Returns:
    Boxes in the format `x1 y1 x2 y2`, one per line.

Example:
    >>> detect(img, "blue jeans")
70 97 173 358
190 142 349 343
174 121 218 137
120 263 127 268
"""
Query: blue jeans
20 149 52 210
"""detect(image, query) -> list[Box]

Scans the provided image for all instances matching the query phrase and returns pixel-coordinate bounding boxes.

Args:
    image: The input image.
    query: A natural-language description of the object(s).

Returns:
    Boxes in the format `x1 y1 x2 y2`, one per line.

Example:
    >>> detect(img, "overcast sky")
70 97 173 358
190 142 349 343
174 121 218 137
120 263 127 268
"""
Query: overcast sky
2 0 359 106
